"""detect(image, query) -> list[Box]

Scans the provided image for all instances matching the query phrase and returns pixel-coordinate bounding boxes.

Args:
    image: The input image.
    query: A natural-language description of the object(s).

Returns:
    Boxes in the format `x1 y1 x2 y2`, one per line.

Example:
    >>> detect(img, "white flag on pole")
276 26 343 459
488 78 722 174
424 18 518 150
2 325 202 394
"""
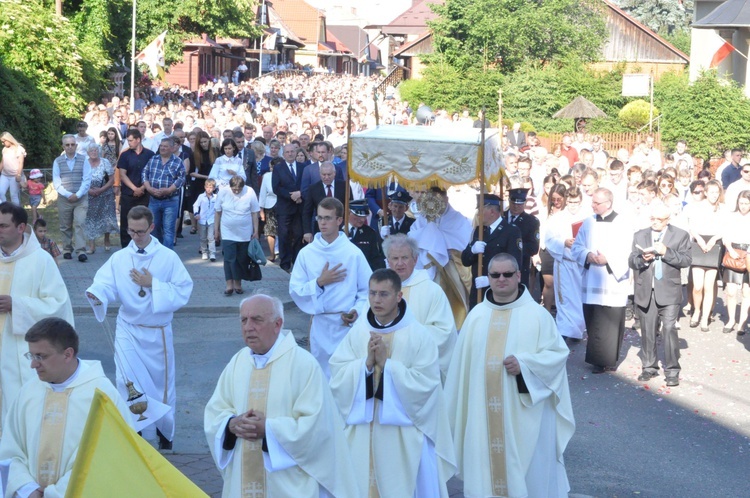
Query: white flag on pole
136 30 167 79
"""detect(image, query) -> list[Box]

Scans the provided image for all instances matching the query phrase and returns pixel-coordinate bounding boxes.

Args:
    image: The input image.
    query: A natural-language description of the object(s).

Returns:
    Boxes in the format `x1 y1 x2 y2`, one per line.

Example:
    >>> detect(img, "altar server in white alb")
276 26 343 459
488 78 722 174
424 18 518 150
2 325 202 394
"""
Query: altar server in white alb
290 197 371 378
86 206 193 449
329 269 457 498
204 295 358 498
0 318 131 498
0 202 74 425
445 254 575 498
384 233 457 383
570 188 633 374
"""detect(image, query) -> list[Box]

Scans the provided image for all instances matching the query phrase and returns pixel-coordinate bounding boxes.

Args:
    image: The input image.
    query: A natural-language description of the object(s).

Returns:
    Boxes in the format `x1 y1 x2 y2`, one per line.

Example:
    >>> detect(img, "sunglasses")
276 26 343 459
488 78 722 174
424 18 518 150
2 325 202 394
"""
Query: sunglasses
742 170 750 174
489 271 517 279
692 190 704 194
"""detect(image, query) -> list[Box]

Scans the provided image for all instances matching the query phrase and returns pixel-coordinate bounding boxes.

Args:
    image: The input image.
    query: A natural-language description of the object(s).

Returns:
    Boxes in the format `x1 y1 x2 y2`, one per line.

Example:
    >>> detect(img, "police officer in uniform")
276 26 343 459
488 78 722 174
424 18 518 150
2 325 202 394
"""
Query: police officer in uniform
461 194 523 308
381 190 414 237
349 199 386 270
503 188 540 287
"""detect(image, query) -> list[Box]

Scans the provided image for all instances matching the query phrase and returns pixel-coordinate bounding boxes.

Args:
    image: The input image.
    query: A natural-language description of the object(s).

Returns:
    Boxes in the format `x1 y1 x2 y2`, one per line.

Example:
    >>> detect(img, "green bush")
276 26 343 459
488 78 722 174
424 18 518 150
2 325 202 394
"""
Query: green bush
619 99 660 130
0 62 62 168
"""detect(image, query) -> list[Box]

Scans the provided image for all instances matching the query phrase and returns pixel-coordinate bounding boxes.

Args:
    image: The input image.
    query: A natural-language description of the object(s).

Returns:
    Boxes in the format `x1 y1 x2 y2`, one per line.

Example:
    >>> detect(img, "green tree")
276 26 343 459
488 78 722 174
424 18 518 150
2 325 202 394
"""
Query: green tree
619 100 660 130
428 0 608 73
654 71 750 157
615 0 693 35
0 0 89 118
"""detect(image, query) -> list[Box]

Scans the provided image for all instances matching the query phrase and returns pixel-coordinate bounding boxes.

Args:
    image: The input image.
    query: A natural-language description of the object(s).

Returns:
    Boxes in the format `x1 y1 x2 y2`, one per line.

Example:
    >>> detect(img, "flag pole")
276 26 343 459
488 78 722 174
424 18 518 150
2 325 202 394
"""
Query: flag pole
130 0 136 113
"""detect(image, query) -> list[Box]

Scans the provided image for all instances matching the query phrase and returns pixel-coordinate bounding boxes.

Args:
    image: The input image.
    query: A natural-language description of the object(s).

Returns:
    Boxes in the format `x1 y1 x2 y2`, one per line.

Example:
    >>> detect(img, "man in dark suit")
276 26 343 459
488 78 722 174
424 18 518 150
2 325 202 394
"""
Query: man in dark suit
505 122 527 149
272 143 306 272
503 188 540 287
301 141 344 196
628 203 692 387
303 162 348 241
348 200 385 270
461 194 523 309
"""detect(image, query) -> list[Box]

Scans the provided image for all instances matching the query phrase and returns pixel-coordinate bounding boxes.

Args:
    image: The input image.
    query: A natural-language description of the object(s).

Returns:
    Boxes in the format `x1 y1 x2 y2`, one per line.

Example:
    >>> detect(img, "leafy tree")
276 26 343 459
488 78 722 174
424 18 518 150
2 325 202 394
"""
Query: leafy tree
427 0 608 73
0 0 89 118
654 70 750 157
0 62 61 167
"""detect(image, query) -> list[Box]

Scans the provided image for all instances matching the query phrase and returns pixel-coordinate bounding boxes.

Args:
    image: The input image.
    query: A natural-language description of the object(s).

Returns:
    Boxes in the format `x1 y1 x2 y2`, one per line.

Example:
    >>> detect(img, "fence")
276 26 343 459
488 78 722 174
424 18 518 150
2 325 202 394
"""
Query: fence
538 132 661 159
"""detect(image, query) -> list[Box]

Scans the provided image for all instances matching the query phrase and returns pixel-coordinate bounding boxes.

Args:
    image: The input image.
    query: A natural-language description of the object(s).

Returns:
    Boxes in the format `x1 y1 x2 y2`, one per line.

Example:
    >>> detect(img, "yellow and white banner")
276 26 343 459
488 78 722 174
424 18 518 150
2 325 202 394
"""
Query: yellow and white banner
136 30 167 79
349 125 502 190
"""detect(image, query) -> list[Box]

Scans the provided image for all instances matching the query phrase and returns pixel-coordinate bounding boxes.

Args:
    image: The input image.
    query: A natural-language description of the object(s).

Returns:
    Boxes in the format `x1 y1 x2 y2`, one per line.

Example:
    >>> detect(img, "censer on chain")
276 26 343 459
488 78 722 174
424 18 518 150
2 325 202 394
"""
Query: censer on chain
126 381 148 420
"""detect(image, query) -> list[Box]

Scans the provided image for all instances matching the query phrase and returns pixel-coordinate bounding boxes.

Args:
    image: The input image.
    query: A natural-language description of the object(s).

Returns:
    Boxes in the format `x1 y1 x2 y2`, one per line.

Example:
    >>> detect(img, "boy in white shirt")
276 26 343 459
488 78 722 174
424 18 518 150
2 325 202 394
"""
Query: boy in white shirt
194 178 217 261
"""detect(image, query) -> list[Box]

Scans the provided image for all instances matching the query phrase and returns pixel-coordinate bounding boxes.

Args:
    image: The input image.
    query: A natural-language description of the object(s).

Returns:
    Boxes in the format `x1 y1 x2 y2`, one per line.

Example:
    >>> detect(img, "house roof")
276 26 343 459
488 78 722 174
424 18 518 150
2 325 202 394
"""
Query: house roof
328 25 368 58
693 0 750 29
269 0 323 44
393 29 432 57
184 34 225 49
325 29 352 54
267 4 306 47
382 0 444 36
601 0 689 62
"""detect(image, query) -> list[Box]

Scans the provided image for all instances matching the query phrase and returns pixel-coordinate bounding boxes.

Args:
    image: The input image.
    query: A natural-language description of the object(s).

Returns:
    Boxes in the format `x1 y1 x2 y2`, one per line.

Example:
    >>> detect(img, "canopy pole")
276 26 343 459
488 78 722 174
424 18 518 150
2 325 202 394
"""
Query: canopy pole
345 99 353 229
477 105 487 305
498 88 504 205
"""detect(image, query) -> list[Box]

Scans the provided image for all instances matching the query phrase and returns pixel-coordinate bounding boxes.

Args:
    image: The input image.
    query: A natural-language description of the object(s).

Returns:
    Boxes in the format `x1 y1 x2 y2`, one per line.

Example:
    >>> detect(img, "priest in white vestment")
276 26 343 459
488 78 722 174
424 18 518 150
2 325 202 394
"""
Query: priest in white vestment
204 295 358 498
290 198 371 378
0 202 74 426
384 234 457 382
86 206 193 448
329 269 457 498
445 253 575 498
0 317 132 498
408 189 472 329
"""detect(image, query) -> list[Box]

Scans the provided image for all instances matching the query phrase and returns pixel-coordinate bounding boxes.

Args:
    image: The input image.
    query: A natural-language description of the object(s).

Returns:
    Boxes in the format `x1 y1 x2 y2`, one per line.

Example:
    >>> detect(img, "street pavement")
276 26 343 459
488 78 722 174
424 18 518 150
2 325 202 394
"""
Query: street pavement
61 230 749 497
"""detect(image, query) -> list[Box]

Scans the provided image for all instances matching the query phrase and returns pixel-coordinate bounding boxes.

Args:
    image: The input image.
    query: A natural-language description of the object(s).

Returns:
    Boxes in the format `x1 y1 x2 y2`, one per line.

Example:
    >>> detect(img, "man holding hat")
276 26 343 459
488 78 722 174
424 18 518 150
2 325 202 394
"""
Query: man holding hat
462 194 523 308
349 200 386 270
504 188 540 287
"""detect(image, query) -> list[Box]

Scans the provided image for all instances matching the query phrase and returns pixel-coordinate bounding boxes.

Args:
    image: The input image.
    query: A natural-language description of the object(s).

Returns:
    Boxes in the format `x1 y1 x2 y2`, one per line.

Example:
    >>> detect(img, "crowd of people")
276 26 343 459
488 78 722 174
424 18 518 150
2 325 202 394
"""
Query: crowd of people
0 71 749 496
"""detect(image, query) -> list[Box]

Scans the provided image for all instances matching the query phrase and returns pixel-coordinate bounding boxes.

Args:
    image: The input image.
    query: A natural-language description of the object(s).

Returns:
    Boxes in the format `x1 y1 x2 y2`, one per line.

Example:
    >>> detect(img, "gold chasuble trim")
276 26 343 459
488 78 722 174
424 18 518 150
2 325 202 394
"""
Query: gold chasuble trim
369 332 395 498
0 259 17 419
241 363 272 498
37 390 72 488
485 309 511 498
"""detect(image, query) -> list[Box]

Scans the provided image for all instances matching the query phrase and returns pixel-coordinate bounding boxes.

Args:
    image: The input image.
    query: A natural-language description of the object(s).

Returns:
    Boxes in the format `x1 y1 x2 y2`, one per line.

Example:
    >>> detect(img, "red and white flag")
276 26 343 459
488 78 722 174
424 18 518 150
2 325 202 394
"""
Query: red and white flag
707 33 735 68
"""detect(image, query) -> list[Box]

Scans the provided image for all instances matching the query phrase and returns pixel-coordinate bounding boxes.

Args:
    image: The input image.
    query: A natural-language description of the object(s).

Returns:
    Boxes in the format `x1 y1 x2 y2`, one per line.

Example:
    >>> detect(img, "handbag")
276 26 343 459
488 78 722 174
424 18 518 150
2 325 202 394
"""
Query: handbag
722 248 747 272
691 237 722 268
244 259 262 281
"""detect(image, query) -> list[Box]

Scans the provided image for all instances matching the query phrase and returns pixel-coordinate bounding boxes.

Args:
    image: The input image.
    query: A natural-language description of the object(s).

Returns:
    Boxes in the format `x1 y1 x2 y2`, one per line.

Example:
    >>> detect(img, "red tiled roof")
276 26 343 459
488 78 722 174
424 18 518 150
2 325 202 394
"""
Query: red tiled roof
383 0 444 35
270 0 323 43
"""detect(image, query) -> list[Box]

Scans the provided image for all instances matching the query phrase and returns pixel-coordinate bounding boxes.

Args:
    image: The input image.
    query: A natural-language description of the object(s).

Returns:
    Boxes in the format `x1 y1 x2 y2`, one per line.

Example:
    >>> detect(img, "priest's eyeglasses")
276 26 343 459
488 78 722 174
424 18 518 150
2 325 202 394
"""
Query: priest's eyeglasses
24 352 51 362
127 228 149 236
489 271 517 279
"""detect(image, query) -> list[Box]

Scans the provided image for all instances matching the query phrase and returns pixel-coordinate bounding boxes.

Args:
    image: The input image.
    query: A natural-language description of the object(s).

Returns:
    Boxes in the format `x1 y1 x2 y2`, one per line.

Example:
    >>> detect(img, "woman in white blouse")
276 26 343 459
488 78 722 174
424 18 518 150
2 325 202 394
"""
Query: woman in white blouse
209 138 245 189
214 175 259 296
721 190 750 335
684 179 723 331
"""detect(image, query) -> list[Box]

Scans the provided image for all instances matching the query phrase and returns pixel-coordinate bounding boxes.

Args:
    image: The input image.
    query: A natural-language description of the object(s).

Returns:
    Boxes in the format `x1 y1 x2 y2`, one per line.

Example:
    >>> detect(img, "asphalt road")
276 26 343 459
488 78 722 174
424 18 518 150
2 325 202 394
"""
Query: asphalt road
62 238 750 497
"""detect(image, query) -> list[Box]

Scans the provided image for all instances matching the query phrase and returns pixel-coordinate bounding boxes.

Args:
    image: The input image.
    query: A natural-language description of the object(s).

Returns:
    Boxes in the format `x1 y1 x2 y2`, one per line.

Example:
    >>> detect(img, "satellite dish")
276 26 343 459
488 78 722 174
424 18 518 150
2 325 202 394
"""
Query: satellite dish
416 105 435 125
